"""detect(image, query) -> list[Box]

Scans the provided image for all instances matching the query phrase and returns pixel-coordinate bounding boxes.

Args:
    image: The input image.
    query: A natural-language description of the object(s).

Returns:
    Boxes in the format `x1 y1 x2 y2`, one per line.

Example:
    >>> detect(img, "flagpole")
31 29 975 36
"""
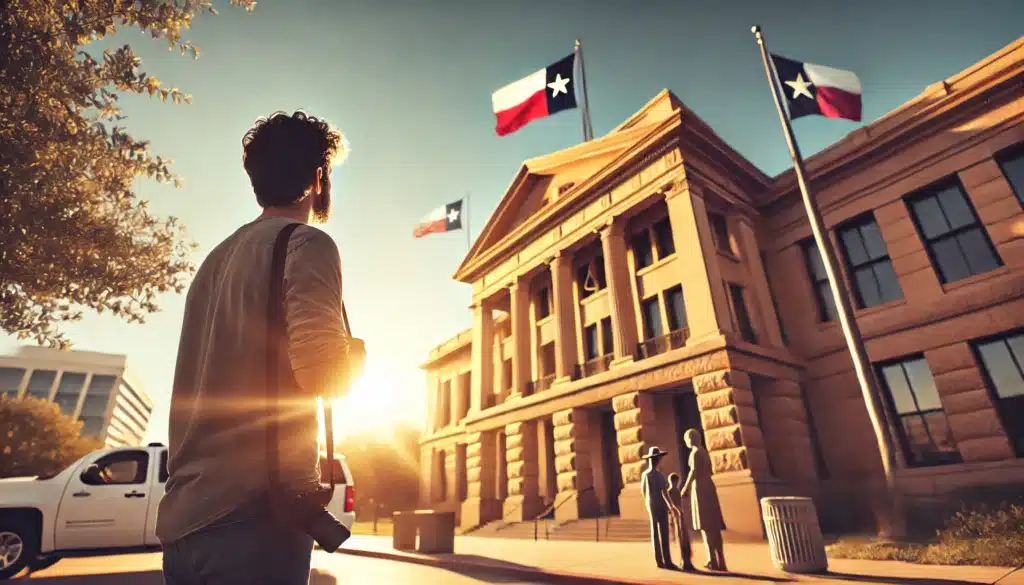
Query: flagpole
464 192 471 254
751 25 905 538
574 39 594 142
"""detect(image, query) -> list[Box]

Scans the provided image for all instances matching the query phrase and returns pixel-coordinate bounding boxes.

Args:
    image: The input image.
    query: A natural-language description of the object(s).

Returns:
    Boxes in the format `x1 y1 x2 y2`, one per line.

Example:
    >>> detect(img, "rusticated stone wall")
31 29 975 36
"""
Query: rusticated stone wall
692 369 770 477
924 342 1014 462
461 431 501 529
611 391 659 518
552 408 600 520
503 420 542 520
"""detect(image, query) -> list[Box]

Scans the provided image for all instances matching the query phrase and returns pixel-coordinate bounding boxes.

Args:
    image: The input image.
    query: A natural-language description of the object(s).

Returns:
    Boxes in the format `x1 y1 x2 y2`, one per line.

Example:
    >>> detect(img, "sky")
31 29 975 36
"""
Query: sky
2 0 1022 443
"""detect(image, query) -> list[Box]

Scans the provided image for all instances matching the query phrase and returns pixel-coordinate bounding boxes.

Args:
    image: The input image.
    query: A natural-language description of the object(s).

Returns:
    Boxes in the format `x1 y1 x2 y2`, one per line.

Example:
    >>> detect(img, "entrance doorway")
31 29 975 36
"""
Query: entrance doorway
541 419 557 506
599 410 622 515
672 391 702 479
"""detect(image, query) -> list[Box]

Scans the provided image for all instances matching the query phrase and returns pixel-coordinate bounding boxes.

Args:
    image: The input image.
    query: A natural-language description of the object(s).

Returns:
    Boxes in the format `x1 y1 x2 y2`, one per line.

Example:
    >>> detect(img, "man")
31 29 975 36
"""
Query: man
157 111 362 585
639 446 674 570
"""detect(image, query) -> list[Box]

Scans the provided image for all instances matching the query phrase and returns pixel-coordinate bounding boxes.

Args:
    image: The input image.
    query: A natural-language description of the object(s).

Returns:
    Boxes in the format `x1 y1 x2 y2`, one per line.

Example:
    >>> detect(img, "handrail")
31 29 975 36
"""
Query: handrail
532 486 595 541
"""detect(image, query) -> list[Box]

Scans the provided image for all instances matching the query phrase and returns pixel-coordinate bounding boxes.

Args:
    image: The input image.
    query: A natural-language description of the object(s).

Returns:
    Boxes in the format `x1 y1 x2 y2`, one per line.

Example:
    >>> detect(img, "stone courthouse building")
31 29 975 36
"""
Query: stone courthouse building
418 38 1024 537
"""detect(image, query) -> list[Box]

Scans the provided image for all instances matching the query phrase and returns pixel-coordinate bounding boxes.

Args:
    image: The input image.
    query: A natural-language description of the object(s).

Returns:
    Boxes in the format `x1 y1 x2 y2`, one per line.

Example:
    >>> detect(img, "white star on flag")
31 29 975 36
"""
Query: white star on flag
785 73 814 100
547 73 570 97
447 208 460 223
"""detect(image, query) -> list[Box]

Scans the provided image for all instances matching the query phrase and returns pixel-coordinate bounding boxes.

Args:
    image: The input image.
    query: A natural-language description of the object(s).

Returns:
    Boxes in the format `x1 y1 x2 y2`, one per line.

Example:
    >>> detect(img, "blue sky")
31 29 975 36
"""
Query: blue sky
3 0 1021 442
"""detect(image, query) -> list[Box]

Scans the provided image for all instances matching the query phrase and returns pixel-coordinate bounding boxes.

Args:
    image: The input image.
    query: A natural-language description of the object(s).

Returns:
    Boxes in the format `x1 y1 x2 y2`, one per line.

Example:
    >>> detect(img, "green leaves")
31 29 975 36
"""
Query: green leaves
0 0 256 348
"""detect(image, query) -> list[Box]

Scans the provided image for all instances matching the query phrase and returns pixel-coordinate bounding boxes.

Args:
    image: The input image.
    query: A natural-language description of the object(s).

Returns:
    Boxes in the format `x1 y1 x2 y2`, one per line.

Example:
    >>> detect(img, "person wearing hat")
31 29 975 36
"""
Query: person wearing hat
640 445 675 569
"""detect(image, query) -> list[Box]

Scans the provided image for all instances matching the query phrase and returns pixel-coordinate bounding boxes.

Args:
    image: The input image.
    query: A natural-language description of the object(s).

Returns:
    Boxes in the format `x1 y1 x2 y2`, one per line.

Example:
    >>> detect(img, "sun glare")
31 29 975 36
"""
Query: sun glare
317 359 423 444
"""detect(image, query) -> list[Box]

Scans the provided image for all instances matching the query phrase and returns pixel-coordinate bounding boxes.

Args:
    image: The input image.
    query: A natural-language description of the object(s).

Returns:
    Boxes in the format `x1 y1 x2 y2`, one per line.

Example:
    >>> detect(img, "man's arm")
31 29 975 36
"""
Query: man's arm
282 227 358 398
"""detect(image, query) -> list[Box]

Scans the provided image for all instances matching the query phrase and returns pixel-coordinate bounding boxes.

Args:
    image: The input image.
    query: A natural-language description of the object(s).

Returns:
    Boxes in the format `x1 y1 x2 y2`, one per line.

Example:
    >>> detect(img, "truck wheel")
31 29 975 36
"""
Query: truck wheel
0 523 37 580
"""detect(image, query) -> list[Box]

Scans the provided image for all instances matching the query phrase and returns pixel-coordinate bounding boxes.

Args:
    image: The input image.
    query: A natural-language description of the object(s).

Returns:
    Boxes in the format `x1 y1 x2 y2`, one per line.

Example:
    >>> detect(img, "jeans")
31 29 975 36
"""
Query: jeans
162 513 313 585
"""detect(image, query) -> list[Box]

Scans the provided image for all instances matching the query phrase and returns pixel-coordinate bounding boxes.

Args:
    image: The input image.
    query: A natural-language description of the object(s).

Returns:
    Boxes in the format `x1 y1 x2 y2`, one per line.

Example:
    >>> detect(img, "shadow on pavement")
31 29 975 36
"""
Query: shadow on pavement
20 569 338 584
823 571 999 585
690 568 793 582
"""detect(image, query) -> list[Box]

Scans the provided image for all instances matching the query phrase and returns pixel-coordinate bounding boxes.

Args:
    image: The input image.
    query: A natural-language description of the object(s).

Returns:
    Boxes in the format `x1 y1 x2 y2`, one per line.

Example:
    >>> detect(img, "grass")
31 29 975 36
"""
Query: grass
351 518 394 536
827 503 1024 566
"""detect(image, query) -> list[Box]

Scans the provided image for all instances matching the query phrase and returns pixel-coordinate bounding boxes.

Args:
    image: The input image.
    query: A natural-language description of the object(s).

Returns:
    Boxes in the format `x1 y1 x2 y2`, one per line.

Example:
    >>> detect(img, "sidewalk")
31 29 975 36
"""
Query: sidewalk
336 535 1023 585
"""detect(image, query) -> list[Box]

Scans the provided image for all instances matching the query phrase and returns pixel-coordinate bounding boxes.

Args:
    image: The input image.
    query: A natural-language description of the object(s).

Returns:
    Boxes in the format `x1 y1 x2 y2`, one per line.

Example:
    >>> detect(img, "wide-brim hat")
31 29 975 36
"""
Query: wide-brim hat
641 446 668 459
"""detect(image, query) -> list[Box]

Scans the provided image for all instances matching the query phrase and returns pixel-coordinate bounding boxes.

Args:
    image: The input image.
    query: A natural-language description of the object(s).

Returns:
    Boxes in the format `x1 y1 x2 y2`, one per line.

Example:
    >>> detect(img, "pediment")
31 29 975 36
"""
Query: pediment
458 101 681 280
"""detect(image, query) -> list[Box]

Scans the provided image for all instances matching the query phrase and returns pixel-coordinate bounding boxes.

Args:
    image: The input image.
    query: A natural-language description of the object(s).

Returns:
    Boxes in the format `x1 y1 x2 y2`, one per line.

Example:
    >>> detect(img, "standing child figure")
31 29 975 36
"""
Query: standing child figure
666 473 695 571
681 428 727 571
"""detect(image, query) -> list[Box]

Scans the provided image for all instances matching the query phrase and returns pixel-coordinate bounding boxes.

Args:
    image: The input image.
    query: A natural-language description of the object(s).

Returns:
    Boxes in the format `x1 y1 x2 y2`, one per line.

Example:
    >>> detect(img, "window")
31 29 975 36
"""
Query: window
25 370 56 399
535 286 552 320
80 374 116 437
53 373 86 415
438 380 452 427
641 297 663 340
838 215 904 308
802 239 838 322
0 367 25 398
728 284 757 344
539 343 556 377
584 324 599 360
709 212 731 253
974 331 1024 457
665 286 687 332
761 252 789 345
502 359 513 392
877 357 961 467
907 179 1001 284
81 450 149 485
996 143 1024 207
631 232 654 269
600 317 614 357
159 450 169 483
652 218 675 258
577 257 606 300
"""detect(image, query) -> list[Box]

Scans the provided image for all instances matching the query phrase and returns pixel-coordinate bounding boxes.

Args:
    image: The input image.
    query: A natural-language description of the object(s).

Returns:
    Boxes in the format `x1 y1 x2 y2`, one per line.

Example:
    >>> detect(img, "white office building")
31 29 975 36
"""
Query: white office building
0 346 153 447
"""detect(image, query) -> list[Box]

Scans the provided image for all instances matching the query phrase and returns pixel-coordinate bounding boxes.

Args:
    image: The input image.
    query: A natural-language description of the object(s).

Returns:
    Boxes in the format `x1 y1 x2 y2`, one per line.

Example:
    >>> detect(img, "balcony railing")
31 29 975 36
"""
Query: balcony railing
635 328 689 360
578 354 614 378
526 374 556 395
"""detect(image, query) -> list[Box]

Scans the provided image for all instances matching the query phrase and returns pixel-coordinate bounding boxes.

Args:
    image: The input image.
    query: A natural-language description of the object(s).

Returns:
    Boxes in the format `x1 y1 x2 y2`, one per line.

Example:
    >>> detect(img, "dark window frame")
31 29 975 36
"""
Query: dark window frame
535 285 552 320
708 212 732 253
995 141 1024 208
640 296 663 341
81 450 150 486
837 213 904 309
972 328 1024 458
876 356 962 468
576 255 607 300
631 215 676 270
584 323 600 361
664 285 687 332
727 284 757 344
801 239 838 323
600 317 614 357
905 177 1002 285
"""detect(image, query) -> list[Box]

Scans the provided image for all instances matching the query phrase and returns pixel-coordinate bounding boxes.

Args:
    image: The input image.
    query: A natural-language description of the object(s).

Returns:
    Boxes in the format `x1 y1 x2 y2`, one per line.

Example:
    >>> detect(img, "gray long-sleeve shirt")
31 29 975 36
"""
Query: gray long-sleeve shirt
156 217 351 543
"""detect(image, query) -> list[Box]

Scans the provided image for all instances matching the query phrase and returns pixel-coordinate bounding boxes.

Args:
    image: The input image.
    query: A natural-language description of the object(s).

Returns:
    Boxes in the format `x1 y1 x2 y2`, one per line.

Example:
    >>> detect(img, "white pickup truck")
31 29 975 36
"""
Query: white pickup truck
0 443 356 579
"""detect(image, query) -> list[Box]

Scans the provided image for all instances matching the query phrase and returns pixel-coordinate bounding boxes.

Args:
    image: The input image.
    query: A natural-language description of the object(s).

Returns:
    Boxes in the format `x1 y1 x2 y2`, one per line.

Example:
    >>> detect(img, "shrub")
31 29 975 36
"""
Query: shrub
0 396 102 478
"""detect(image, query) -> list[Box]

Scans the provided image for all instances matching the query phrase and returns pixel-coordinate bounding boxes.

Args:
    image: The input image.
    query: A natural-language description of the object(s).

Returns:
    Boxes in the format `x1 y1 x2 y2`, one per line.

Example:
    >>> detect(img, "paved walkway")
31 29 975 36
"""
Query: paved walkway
337 535 1023 585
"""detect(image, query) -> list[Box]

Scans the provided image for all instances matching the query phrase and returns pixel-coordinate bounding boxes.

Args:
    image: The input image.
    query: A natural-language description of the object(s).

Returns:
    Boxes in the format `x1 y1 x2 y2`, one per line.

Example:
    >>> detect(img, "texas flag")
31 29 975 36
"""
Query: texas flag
491 53 578 136
413 199 463 238
771 54 863 122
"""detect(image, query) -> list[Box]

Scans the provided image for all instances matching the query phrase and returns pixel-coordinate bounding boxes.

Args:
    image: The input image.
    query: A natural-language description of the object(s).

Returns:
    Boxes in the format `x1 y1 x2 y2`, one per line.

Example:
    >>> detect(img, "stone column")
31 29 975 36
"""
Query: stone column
470 301 494 413
451 372 466 425
552 408 600 520
611 391 659 519
549 251 577 383
600 220 639 365
425 373 439 434
755 379 818 481
925 343 1015 461
503 420 543 521
693 369 771 537
664 188 731 341
509 278 531 399
461 431 501 529
734 217 784 347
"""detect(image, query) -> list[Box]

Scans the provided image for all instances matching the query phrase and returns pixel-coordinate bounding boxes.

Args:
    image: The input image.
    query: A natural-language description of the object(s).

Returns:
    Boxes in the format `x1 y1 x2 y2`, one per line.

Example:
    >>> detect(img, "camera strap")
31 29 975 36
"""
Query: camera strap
266 222 347 495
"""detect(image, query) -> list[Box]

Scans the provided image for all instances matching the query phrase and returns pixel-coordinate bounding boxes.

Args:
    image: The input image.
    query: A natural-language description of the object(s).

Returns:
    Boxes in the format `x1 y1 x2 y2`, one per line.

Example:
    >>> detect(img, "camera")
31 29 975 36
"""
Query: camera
271 486 351 552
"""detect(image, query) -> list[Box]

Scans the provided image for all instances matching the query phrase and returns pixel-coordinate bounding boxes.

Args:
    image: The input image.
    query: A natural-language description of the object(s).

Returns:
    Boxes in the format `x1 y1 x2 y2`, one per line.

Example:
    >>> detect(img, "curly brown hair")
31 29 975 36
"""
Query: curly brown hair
242 111 347 208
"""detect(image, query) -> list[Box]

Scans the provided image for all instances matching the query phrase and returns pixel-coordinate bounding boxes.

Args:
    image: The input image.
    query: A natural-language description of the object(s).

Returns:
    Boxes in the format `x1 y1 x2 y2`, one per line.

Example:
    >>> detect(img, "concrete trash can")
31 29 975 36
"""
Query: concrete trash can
760 497 828 573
